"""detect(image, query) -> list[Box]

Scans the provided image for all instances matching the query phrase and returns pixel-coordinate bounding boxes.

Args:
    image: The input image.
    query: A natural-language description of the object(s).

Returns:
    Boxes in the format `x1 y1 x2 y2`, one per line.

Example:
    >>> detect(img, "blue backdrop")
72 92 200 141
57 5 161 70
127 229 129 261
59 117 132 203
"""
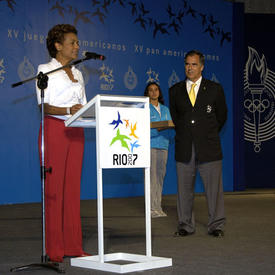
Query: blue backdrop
0 0 234 204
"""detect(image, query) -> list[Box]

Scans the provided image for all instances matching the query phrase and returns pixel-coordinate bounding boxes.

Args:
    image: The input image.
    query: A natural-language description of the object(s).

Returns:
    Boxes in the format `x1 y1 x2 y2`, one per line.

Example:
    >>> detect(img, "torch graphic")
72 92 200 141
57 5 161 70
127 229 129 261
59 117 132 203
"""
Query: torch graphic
245 47 267 152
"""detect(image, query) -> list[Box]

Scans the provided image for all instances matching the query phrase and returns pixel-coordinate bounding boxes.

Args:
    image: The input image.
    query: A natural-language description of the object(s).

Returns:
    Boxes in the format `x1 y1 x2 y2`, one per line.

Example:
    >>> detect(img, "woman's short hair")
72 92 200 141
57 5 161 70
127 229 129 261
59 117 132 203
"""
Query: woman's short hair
46 24 78 58
144 82 164 105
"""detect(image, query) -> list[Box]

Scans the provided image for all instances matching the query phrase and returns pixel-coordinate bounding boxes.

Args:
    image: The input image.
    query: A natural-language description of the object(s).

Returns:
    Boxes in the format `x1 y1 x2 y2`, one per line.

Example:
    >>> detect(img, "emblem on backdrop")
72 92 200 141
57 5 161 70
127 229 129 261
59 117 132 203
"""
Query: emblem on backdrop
244 46 275 153
168 70 180 87
124 66 138 91
99 63 114 91
17 57 35 81
146 67 159 84
211 73 219 83
0 58 6 84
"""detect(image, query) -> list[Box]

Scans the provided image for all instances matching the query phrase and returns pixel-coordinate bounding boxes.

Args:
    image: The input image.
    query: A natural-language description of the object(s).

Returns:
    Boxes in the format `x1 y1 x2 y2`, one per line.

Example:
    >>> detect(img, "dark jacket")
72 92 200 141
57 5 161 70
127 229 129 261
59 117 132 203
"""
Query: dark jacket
169 78 227 162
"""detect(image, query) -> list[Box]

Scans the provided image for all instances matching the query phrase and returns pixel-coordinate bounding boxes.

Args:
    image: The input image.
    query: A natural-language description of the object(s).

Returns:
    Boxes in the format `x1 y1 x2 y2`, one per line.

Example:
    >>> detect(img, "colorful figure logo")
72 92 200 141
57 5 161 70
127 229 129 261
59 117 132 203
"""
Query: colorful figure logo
109 111 141 153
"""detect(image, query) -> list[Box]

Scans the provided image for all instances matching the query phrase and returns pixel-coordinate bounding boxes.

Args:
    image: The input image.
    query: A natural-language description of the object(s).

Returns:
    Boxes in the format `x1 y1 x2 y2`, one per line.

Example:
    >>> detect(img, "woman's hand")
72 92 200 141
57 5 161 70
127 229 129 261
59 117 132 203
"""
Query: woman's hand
70 104 83 115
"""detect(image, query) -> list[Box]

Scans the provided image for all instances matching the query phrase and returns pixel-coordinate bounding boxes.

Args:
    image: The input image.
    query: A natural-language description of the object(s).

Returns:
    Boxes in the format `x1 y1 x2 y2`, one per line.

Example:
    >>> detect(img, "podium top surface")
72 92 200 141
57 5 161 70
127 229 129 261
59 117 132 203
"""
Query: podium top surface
65 94 149 128
95 94 148 103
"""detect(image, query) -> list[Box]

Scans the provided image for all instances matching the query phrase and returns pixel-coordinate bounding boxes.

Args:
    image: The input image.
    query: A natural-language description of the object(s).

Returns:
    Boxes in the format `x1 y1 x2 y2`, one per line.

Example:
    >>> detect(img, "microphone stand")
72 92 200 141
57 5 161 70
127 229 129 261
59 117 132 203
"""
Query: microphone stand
10 56 91 273
11 56 89 88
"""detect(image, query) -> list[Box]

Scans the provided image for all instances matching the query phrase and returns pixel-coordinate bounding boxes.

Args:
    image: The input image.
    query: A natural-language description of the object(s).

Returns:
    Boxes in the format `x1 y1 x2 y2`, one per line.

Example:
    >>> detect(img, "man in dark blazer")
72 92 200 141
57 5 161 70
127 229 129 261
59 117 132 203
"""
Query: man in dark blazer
169 50 227 238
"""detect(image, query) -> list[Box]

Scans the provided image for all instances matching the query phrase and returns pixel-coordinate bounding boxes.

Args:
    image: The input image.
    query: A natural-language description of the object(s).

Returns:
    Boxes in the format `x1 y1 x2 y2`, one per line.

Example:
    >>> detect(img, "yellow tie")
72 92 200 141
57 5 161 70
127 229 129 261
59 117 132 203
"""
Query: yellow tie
189 83 197 106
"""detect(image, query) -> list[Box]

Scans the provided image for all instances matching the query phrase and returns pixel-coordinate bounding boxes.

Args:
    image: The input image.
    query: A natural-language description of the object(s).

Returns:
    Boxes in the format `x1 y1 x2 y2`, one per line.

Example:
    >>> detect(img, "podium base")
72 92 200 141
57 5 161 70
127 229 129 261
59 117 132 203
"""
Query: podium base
71 252 172 273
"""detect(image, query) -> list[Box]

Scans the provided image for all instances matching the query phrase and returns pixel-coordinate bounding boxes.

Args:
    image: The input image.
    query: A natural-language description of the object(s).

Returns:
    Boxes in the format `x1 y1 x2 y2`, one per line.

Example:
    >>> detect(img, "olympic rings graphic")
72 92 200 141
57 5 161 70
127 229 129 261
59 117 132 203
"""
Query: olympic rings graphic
244 99 270 113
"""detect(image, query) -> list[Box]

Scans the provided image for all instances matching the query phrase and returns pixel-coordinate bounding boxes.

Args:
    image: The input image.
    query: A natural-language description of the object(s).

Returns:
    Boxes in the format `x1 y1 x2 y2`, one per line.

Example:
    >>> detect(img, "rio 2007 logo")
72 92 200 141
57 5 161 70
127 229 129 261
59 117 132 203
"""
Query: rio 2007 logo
108 111 141 166
243 47 275 153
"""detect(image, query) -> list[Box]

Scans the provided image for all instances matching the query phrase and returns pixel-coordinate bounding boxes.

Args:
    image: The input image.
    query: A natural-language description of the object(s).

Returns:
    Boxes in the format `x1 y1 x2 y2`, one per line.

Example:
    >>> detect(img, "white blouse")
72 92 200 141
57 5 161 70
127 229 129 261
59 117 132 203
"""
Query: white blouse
36 58 87 107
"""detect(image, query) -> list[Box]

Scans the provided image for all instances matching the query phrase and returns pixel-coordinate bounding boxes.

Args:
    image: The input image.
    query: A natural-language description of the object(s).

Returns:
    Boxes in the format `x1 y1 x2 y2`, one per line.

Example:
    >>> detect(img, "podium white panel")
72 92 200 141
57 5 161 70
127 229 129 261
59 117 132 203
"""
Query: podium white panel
65 94 172 273
98 106 150 168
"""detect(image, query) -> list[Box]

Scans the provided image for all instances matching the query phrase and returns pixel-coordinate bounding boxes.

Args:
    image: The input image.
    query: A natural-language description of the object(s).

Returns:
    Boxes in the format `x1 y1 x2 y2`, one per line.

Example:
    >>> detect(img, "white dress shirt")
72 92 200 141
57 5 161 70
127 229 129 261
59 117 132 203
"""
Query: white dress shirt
186 76 202 98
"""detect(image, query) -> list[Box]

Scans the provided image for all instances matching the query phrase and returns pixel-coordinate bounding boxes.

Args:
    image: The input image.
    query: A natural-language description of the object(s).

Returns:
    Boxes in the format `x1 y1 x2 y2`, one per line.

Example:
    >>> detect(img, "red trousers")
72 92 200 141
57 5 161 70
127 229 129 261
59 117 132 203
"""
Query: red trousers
39 116 84 260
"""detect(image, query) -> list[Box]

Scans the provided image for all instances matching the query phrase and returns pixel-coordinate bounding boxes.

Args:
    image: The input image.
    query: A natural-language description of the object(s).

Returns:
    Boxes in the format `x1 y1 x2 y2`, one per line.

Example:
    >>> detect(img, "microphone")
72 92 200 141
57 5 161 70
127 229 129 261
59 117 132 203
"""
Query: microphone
82 51 106 61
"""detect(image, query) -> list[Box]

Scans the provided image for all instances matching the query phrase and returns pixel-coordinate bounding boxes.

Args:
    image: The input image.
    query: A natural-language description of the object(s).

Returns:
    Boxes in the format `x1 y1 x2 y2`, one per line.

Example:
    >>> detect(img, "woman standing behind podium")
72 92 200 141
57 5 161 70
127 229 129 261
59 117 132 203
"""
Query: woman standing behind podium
36 24 90 263
144 82 174 218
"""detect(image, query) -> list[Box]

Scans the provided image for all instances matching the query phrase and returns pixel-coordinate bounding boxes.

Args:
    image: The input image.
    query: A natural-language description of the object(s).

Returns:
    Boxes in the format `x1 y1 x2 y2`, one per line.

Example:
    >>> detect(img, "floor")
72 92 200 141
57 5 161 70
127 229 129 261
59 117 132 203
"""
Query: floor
1 189 275 274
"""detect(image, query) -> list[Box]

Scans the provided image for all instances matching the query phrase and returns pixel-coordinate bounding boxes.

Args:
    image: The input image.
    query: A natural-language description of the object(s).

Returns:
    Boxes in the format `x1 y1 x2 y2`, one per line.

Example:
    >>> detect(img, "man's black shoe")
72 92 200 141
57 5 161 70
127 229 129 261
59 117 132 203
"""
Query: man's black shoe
209 229 224 238
174 224 193 237
178 228 190 236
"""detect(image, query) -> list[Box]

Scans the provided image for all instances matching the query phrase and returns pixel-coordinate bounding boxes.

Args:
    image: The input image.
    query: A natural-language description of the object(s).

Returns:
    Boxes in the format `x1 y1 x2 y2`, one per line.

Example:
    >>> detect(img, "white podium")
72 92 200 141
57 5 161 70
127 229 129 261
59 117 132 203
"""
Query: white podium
65 94 172 273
